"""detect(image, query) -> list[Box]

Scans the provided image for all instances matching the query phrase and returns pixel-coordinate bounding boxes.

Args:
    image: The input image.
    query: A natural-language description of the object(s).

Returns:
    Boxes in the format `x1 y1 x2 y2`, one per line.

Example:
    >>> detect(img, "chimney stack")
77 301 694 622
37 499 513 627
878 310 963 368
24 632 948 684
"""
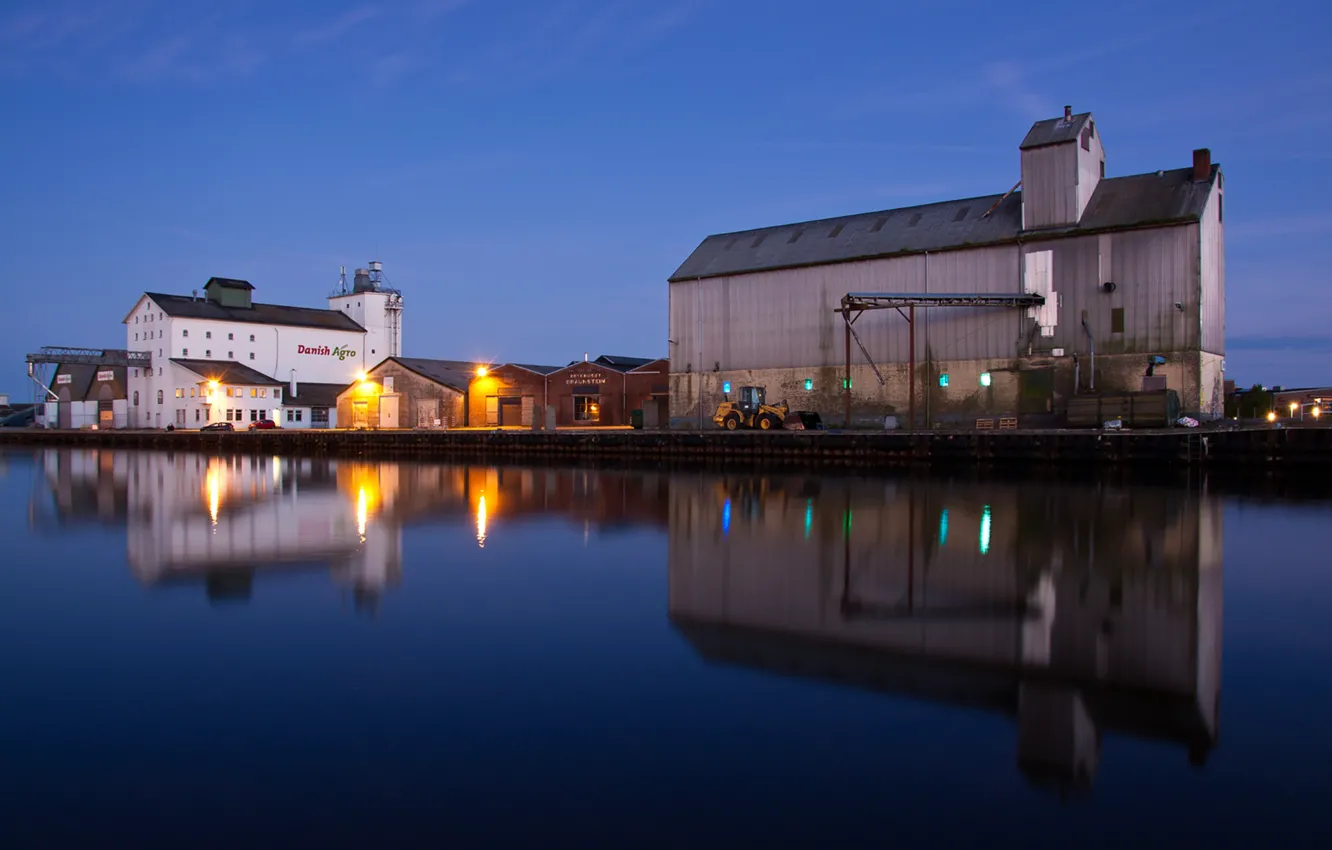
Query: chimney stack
1193 148 1211 181
1064 105 1072 121
289 369 297 400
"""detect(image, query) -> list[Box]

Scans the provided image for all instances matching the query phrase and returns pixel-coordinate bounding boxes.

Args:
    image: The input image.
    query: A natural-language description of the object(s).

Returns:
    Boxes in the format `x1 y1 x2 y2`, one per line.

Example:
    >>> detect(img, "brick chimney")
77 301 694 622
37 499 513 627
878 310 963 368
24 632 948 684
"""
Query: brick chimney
1063 104 1072 121
1193 148 1211 181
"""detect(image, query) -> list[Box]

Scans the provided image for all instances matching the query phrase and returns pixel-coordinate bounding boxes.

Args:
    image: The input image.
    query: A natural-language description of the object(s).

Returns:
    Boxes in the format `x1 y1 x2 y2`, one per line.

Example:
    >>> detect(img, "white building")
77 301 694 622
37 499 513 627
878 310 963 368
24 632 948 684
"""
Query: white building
125 268 403 428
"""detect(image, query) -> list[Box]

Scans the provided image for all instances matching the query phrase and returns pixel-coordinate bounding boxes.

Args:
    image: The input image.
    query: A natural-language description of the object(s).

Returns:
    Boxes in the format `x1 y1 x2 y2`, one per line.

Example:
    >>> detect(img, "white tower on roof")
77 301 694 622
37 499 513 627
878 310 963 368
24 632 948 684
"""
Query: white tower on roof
328 261 404 365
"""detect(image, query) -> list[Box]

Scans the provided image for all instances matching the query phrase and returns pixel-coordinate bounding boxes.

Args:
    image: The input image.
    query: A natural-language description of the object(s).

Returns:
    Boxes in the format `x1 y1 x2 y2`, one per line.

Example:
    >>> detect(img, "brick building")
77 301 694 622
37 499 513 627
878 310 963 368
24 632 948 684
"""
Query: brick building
336 357 482 429
468 355 668 427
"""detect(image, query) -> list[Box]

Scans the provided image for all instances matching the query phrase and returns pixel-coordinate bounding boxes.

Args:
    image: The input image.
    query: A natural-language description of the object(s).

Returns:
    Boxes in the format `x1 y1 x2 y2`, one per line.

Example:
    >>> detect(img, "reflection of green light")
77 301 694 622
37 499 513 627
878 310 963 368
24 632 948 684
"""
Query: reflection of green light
843 509 853 537
979 505 992 554
804 499 813 539
939 509 949 546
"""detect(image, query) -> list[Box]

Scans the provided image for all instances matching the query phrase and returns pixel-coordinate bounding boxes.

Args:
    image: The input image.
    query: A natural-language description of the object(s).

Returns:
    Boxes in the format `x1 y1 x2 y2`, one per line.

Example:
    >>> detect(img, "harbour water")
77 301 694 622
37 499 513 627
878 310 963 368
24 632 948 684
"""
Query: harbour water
1 449 1330 848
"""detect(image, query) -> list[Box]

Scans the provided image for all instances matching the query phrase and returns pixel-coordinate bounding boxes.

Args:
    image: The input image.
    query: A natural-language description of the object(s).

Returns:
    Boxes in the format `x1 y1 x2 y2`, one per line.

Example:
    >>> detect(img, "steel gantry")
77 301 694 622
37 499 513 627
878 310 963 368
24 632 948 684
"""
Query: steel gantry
836 292 1046 429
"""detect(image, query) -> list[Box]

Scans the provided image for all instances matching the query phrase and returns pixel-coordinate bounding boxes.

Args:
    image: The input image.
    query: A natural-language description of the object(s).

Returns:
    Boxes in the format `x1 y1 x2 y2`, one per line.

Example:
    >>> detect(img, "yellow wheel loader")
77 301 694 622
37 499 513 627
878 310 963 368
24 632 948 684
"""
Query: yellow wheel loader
713 386 789 431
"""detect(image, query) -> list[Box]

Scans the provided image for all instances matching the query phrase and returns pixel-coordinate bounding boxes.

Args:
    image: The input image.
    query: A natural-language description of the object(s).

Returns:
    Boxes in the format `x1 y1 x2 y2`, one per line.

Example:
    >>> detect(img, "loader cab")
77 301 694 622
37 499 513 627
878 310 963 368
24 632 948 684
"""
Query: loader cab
736 386 765 412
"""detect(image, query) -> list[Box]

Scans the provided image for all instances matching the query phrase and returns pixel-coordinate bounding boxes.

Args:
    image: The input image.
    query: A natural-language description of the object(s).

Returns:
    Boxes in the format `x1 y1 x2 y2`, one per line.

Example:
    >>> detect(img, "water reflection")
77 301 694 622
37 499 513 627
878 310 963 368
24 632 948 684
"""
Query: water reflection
668 473 1223 793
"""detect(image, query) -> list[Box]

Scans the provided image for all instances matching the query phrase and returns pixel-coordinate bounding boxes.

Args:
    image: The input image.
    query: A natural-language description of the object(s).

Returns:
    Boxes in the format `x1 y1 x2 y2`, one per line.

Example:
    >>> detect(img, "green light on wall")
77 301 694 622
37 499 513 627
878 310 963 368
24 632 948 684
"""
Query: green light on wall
979 372 992 387
979 505 992 555
804 379 813 391
939 374 950 388
842 378 852 389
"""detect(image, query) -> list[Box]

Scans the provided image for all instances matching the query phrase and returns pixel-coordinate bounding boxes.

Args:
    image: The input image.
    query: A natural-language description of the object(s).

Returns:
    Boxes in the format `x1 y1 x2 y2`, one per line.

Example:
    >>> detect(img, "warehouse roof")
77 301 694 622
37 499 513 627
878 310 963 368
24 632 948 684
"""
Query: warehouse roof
283 382 346 408
669 166 1218 283
172 359 284 386
48 364 97 400
141 292 366 332
594 355 655 371
506 363 563 375
388 357 483 392
1019 112 1093 149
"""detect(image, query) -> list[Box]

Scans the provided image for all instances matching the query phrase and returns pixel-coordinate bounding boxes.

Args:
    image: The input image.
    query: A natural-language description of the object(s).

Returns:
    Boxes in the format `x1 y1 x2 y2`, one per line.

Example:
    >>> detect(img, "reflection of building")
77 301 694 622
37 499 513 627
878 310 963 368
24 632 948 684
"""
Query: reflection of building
31 452 670 605
668 474 1222 791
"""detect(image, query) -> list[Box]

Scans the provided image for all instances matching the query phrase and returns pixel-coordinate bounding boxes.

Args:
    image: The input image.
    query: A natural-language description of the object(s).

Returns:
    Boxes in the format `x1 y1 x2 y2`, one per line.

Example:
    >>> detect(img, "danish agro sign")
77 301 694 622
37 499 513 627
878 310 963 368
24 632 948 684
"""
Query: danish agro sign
299 344 357 361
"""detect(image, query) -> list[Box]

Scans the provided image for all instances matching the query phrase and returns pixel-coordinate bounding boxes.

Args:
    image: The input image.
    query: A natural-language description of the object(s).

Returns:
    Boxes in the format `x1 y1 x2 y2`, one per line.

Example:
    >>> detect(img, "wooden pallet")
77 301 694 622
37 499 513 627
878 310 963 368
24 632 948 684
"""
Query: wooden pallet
975 418 995 430
998 417 1018 430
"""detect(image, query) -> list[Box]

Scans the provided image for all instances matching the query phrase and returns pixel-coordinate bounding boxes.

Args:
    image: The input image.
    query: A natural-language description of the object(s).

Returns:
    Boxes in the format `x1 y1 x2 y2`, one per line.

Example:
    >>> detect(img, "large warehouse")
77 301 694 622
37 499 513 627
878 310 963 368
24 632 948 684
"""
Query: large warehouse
123 265 403 428
667 107 1225 427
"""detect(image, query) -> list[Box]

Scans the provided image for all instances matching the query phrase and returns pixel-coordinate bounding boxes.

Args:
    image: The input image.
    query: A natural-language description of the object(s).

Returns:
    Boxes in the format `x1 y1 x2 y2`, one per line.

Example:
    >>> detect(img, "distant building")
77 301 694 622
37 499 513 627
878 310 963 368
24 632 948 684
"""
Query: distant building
45 364 128 429
337 357 482 429
124 266 403 429
668 107 1225 427
468 355 669 427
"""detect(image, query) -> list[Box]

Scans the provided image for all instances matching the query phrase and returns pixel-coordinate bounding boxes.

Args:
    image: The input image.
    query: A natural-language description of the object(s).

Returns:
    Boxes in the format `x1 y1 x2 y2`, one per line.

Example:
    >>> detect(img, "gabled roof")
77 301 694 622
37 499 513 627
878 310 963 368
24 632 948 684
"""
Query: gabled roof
387 357 482 392
49 364 97 400
669 167 1218 283
594 355 654 371
630 357 668 372
505 363 563 376
141 292 366 332
203 277 255 291
172 359 283 386
283 382 346 408
1019 112 1093 150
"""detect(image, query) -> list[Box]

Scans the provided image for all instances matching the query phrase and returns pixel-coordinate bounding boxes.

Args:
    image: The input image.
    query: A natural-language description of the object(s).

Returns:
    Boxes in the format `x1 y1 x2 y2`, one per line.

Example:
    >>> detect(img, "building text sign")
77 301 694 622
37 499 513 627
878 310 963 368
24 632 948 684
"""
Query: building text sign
56 374 72 385
96 370 114 382
564 372 608 385
298 344 357 361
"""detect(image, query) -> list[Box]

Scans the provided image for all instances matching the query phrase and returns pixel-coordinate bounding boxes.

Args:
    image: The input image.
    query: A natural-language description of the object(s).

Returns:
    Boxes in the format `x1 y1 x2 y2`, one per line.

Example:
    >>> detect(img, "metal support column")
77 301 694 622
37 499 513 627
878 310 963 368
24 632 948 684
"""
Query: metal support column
843 312 852 428
908 305 916 430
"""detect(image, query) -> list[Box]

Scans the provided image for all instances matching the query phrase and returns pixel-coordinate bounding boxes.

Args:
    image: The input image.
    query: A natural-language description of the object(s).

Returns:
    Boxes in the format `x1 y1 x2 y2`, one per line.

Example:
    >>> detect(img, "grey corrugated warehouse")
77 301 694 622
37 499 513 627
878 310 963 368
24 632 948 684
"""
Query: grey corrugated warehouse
668 107 1225 428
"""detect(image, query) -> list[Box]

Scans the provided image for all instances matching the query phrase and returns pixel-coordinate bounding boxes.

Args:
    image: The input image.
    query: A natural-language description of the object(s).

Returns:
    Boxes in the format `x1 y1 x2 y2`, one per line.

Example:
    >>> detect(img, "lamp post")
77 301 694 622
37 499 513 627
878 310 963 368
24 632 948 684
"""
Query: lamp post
1290 401 1300 421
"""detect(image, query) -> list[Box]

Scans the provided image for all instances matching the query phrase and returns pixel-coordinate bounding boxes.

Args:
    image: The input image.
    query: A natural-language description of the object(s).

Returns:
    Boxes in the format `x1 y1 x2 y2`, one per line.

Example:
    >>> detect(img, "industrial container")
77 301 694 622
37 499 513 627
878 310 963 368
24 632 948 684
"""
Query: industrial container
1066 390 1181 429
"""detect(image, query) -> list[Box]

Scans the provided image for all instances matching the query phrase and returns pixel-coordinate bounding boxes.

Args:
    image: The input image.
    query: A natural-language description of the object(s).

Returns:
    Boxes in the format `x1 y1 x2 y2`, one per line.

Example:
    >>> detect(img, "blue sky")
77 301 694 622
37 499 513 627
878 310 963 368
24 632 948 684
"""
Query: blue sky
1 0 1329 397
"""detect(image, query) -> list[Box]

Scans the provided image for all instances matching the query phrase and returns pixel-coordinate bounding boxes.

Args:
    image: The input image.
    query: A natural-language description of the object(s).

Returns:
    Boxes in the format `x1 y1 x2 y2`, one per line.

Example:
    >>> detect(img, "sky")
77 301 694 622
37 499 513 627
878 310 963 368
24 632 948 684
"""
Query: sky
1 0 1329 398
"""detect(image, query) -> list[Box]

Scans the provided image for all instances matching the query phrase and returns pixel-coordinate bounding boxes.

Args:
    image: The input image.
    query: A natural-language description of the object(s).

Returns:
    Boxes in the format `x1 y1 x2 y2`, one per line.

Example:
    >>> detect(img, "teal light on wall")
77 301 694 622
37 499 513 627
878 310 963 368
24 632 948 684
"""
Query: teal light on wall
939 373 950 388
979 505 992 555
804 378 813 391
979 372 992 387
723 381 731 393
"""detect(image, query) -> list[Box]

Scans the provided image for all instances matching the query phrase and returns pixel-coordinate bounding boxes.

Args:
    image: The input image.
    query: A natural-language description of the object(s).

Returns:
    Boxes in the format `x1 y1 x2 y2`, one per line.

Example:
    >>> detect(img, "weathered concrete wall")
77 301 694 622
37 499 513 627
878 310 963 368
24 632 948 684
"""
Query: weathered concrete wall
337 362 466 429
670 350 1204 428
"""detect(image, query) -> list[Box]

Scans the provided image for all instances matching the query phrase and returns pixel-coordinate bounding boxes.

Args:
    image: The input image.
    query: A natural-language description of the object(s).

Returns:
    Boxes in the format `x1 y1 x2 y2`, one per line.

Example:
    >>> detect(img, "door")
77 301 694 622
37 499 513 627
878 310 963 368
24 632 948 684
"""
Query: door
380 394 400 429
57 387 71 429
353 400 369 429
499 396 521 426
521 396 535 427
1019 368 1054 415
175 409 186 426
485 396 499 426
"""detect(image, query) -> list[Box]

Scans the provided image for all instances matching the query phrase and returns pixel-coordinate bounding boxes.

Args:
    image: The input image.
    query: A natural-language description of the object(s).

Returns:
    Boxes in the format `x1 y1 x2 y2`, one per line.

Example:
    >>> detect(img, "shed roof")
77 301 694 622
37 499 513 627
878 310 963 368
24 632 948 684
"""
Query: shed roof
387 357 482 392
1019 112 1092 149
203 277 255 291
283 382 346 408
669 166 1218 283
172 359 284 386
143 292 366 332
594 355 655 371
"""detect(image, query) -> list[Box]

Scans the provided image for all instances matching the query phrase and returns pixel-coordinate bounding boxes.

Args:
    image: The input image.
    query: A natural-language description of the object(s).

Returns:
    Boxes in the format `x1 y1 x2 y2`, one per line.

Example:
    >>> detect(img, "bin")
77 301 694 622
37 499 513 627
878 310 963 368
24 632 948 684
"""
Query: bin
630 409 643 429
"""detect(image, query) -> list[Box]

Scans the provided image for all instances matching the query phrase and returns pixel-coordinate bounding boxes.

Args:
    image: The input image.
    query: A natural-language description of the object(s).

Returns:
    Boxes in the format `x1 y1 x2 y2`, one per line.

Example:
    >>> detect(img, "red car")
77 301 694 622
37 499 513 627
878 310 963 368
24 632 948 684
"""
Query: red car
248 418 280 431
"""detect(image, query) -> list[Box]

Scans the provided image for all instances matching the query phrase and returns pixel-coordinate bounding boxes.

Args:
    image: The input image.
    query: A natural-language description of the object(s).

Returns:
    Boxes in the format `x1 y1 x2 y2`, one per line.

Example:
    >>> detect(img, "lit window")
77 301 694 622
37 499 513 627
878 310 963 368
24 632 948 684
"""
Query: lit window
250 388 257 398
190 387 195 398
803 379 813 391
260 388 267 398
574 396 600 423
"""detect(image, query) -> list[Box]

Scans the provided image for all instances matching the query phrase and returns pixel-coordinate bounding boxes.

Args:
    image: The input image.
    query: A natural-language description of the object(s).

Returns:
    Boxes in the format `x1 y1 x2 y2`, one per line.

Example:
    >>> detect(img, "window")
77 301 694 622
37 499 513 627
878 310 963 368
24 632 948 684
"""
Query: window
574 396 600 423
296 410 302 422
190 387 195 398
157 390 163 405
312 407 328 424
135 316 139 324
225 408 232 421
1218 193 1224 223
182 348 188 356
1100 160 1106 179
1111 307 1125 334
158 367 162 376
274 389 281 400
182 329 188 337
250 409 259 422
249 334 255 342
250 388 257 398
205 350 211 358
286 410 293 422
133 391 139 406
1081 127 1091 151
249 353 255 360
133 369 138 378
259 388 267 398
195 409 201 422
175 388 183 398
205 331 212 339
158 349 162 357
135 333 139 341
226 388 233 398
158 312 162 320
228 333 233 340
228 351 233 359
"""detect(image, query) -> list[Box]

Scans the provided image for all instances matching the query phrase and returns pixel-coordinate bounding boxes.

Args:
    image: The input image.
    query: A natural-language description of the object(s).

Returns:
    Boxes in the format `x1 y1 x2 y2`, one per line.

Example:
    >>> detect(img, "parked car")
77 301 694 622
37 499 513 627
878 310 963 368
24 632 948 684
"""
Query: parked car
201 421 234 432
248 418 279 431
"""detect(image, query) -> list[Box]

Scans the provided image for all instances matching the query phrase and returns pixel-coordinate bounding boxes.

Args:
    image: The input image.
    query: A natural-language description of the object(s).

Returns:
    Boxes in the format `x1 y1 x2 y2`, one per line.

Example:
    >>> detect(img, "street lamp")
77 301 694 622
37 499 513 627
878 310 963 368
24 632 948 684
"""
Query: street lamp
1290 401 1300 420
1267 411 1277 423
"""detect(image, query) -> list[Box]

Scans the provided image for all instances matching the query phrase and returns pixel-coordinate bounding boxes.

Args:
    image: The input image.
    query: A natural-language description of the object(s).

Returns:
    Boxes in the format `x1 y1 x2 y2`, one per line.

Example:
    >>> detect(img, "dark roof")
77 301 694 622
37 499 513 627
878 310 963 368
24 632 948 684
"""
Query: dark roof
669 167 1218 282
144 293 365 332
203 277 255 291
50 364 96 400
594 355 654 371
505 363 563 376
283 382 346 408
171 359 283 386
1019 112 1092 149
389 358 481 392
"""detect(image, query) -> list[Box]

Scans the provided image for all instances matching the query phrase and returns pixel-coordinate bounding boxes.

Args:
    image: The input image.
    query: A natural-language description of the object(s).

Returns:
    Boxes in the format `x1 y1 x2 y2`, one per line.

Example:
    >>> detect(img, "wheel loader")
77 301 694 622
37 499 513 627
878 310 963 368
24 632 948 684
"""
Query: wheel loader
713 385 789 431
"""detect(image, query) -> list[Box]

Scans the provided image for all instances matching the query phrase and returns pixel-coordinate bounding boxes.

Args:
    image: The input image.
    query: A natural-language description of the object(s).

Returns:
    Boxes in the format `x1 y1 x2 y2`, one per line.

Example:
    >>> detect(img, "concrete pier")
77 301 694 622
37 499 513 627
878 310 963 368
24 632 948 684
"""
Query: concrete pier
2 425 1330 468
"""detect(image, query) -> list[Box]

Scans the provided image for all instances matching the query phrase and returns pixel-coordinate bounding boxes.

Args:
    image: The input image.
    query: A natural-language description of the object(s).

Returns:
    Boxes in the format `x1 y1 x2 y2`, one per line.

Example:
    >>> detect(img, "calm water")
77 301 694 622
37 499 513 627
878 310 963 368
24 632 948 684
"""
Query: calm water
1 449 1330 849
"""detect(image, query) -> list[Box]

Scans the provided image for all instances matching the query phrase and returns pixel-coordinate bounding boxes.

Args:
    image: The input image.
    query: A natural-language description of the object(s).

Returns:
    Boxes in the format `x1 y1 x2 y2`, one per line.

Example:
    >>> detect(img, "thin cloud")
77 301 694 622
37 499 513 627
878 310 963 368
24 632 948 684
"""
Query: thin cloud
294 5 381 47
